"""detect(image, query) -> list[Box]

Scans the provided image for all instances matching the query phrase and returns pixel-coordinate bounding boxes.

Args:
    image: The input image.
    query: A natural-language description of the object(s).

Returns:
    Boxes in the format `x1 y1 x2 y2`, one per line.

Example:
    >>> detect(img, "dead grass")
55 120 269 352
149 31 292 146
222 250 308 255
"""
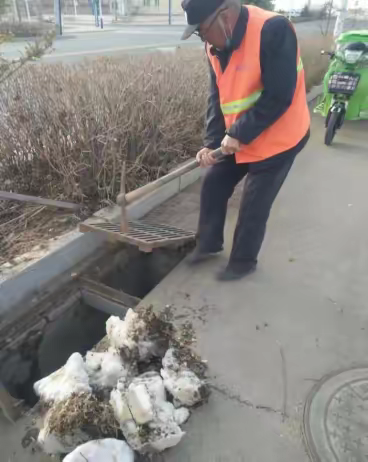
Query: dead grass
135 305 208 379
47 392 120 438
0 40 330 264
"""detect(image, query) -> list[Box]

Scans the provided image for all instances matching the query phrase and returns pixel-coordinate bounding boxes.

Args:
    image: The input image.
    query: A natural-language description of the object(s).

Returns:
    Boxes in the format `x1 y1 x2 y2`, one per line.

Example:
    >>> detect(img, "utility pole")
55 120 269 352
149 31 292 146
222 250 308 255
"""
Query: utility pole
12 0 19 22
54 0 62 35
334 0 348 38
168 0 172 25
24 0 31 21
99 0 103 28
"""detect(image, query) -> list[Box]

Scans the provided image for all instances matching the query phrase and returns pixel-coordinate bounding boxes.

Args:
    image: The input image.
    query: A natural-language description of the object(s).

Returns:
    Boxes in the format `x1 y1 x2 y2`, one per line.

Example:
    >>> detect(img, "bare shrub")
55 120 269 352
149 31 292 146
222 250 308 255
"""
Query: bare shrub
0 21 54 38
0 50 208 208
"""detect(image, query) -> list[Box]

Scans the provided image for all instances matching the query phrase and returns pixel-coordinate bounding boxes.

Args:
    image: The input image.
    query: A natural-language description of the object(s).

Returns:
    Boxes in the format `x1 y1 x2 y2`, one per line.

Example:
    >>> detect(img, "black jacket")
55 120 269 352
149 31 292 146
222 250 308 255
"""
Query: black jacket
204 7 309 153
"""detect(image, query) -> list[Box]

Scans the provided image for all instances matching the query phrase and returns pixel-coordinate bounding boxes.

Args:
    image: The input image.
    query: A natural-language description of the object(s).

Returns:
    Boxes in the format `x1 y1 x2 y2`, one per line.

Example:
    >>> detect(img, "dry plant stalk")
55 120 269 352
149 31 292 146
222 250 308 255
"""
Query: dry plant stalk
135 306 207 378
47 392 120 438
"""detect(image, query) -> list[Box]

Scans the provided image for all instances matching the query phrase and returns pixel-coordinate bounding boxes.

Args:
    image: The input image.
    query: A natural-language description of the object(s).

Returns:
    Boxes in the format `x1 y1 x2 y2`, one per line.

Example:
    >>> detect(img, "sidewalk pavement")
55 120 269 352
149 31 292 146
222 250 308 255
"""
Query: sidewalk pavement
141 114 368 461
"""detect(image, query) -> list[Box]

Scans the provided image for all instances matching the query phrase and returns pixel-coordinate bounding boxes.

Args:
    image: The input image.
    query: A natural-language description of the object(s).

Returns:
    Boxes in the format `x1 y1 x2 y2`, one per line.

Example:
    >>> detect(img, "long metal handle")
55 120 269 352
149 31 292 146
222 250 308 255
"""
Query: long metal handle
0 191 80 210
117 147 226 206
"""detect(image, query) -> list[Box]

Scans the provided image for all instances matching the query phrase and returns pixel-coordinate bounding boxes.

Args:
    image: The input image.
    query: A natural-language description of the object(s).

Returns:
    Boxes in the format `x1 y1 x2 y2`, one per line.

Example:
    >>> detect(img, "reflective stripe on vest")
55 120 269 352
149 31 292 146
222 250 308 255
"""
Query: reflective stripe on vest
220 57 304 116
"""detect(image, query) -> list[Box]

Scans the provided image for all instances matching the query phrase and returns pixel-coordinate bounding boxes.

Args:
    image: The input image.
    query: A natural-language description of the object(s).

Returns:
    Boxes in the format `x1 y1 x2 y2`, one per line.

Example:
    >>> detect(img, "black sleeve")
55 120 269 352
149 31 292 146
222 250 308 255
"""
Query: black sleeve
203 59 226 149
227 16 298 145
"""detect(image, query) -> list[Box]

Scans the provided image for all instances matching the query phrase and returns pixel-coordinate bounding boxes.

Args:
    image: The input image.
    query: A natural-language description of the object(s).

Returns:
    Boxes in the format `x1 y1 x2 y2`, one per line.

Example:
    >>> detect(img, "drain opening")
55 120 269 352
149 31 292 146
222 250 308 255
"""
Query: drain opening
101 244 192 299
0 301 109 406
0 242 194 406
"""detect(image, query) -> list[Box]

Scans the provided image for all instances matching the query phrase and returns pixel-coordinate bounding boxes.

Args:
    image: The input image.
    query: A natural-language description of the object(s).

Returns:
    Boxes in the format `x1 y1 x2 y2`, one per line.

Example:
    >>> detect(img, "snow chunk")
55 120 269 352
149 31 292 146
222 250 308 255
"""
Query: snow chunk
63 439 134 462
121 416 185 453
133 371 166 404
112 372 166 426
110 388 133 424
174 407 190 425
127 382 154 424
161 367 204 407
34 353 91 403
149 427 185 452
113 372 186 452
85 348 127 389
106 311 157 361
106 310 144 351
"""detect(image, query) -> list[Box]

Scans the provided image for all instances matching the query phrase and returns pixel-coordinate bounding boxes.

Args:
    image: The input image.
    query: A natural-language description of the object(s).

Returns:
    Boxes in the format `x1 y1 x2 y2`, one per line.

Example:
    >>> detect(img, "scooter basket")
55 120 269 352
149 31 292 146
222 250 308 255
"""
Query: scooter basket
328 72 360 95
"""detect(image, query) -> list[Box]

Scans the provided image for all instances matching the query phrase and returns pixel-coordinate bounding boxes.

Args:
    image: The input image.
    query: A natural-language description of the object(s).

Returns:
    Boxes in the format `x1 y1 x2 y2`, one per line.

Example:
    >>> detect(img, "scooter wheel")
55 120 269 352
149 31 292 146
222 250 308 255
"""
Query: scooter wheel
324 111 339 146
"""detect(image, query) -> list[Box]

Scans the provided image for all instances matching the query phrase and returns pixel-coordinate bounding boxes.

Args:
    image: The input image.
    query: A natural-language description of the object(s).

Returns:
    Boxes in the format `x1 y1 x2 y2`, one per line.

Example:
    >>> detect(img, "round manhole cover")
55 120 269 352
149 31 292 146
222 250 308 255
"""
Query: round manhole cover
303 367 368 462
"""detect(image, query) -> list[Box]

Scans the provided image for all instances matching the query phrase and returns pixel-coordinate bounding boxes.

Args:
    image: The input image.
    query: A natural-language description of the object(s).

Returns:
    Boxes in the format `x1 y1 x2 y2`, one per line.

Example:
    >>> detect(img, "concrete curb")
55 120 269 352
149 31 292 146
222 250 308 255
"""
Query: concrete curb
0 165 203 315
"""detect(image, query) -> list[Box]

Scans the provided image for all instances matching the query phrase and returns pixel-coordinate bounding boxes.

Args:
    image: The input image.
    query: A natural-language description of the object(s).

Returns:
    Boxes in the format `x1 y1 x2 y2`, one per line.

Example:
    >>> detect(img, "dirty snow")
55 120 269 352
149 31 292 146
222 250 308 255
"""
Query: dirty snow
112 372 187 452
63 439 134 462
161 349 206 407
34 308 208 459
85 349 127 389
34 353 91 403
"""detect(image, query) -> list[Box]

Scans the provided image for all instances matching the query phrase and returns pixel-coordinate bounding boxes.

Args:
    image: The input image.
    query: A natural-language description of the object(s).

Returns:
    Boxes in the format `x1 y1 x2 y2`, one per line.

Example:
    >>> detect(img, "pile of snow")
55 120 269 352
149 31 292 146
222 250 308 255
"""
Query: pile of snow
33 308 208 458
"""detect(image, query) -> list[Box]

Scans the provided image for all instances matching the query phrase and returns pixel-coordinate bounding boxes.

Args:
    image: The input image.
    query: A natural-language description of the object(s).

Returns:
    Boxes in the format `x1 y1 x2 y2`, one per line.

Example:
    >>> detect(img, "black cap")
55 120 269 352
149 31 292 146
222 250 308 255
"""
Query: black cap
181 0 225 40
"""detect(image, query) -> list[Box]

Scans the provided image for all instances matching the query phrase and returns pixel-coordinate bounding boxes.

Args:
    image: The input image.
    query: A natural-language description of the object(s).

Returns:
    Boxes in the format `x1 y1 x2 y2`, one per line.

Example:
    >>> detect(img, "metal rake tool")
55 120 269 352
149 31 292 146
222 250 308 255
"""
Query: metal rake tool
79 148 225 252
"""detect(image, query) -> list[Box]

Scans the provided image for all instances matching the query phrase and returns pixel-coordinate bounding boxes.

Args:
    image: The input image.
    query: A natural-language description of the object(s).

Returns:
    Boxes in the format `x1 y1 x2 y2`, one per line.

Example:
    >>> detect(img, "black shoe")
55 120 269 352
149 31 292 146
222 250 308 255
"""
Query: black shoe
216 262 257 281
187 246 223 265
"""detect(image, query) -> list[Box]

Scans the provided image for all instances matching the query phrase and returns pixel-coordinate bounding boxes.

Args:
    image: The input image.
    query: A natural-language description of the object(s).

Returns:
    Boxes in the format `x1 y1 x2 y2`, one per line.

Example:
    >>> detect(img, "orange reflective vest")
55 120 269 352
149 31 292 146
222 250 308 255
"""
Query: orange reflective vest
206 5 310 164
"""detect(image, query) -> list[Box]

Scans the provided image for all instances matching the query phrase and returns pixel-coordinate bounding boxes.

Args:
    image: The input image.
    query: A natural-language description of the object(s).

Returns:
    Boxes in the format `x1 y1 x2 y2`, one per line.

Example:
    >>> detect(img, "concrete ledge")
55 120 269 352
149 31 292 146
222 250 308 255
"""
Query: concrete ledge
0 166 203 316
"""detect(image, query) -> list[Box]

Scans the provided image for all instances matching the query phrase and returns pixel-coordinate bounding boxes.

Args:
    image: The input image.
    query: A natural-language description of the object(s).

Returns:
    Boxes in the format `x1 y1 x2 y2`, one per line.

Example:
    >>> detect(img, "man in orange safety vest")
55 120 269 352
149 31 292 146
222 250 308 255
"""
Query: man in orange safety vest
181 0 310 280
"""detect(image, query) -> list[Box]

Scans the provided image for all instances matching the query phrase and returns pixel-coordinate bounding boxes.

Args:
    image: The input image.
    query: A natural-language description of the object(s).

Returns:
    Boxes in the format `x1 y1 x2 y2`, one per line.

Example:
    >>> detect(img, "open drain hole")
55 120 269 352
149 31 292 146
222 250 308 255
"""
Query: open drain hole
101 245 192 299
0 243 194 406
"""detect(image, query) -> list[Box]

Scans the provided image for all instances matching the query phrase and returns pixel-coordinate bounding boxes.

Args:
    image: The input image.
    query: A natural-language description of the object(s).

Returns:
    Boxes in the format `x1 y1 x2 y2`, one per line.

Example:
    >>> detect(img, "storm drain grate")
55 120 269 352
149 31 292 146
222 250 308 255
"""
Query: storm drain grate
80 221 195 251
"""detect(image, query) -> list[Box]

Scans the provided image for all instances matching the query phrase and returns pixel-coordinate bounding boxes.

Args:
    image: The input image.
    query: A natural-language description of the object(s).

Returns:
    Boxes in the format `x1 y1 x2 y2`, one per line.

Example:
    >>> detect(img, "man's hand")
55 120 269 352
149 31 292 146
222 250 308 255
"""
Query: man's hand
221 135 241 154
196 147 217 168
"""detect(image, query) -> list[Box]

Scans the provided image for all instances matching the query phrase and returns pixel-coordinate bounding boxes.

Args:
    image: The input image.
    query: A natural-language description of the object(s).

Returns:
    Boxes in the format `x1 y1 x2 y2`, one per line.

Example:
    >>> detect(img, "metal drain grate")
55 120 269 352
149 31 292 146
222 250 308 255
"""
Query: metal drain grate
80 221 195 251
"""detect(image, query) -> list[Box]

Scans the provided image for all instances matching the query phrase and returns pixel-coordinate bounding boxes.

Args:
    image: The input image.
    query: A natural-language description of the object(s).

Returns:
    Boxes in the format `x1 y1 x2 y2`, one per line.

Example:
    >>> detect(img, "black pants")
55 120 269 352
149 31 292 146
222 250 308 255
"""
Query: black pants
197 149 298 270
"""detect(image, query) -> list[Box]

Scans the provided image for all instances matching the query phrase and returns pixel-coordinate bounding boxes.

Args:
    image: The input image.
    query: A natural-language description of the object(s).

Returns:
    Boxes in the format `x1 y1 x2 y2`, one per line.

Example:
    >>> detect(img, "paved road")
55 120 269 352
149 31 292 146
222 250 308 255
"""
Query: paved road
1 19 330 63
